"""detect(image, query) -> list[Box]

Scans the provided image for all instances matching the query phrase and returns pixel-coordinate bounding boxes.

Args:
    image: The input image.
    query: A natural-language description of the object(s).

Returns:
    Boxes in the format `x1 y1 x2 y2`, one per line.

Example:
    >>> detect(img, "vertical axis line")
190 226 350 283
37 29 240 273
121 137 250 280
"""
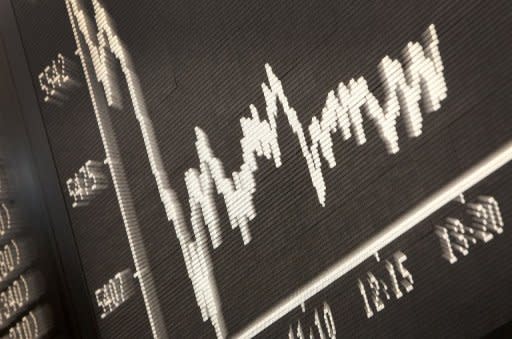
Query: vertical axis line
65 1 168 337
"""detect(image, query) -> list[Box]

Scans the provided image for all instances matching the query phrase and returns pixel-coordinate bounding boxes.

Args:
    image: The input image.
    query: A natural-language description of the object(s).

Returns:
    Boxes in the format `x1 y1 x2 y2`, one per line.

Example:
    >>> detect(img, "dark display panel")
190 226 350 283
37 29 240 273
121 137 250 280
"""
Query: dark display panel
0 5 74 335
7 0 512 338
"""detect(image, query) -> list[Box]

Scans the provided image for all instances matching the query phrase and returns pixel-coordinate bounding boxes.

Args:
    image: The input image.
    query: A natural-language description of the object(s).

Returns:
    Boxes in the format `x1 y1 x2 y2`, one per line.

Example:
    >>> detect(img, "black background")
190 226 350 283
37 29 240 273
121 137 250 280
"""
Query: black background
9 0 512 337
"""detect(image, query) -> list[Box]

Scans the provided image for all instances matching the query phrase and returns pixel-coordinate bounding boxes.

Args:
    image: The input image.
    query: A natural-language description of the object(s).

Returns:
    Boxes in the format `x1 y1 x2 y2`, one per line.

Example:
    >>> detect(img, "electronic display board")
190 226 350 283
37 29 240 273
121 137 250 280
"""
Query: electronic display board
2 0 512 337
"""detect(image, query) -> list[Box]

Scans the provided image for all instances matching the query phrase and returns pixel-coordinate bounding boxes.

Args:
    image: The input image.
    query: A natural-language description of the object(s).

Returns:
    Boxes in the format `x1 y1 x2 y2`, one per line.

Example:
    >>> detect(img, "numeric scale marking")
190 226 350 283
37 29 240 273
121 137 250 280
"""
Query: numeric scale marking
58 0 511 337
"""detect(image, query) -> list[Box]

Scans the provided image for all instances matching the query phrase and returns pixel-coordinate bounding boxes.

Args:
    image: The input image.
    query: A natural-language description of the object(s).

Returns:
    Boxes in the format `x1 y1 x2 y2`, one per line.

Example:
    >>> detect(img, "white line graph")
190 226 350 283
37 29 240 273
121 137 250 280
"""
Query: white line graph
187 24 446 250
63 0 452 336
181 25 446 337
62 0 510 337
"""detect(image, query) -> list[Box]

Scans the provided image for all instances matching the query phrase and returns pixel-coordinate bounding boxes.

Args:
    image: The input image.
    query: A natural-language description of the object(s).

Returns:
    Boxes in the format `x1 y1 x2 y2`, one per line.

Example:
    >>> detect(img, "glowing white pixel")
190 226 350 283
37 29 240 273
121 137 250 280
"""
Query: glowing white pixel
288 302 336 339
0 271 44 330
6 305 53 339
0 239 30 285
95 269 135 319
38 53 79 105
66 160 108 208
358 251 413 319
435 194 504 264
0 204 13 239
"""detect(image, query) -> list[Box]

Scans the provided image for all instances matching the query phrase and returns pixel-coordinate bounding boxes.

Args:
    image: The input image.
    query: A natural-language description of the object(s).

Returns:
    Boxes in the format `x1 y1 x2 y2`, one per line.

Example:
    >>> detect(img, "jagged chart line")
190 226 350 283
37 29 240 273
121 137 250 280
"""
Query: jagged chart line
188 25 446 248
183 23 446 338
65 0 451 337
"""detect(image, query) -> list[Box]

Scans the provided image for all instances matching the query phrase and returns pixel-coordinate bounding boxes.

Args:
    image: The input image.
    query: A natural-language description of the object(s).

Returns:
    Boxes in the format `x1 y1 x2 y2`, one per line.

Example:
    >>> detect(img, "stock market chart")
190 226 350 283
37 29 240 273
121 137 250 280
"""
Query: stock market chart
4 0 512 337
